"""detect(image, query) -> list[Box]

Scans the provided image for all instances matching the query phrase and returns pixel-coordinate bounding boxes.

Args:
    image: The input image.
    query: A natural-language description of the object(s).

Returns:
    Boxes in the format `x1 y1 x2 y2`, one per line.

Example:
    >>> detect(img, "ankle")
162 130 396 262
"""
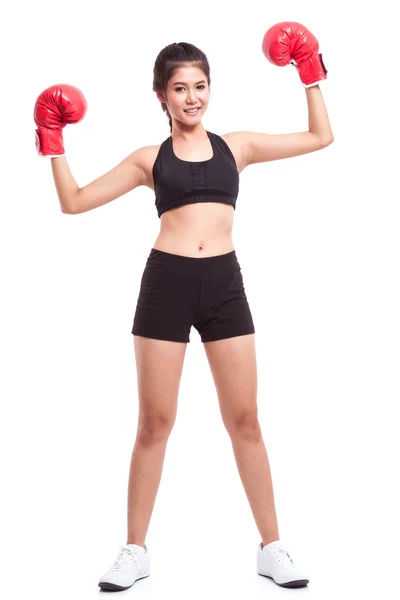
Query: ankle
126 539 146 549
262 538 280 548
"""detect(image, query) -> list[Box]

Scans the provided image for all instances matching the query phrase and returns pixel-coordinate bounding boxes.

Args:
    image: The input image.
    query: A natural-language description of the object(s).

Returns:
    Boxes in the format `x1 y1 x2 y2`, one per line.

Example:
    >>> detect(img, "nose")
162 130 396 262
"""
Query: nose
187 90 198 103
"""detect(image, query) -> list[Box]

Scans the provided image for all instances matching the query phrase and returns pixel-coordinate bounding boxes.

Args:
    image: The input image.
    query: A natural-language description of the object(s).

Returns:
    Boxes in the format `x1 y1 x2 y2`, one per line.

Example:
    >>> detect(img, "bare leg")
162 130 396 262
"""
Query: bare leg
204 334 279 547
229 428 279 546
126 434 170 546
126 336 187 546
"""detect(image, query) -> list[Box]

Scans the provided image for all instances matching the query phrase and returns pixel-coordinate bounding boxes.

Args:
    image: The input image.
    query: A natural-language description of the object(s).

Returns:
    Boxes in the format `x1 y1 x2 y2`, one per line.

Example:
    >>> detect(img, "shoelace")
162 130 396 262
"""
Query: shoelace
111 545 142 575
270 545 294 567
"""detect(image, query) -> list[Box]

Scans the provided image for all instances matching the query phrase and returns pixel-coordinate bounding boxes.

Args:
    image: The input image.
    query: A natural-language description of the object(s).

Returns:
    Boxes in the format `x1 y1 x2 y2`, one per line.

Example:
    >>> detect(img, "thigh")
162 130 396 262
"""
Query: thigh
194 265 255 343
132 261 198 343
203 333 258 430
134 335 188 428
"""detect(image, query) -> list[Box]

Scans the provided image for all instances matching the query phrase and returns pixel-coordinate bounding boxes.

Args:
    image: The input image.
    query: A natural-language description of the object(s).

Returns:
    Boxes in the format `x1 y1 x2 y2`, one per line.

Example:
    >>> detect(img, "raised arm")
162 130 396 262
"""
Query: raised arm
225 21 334 168
237 84 334 166
52 147 148 214
34 83 149 215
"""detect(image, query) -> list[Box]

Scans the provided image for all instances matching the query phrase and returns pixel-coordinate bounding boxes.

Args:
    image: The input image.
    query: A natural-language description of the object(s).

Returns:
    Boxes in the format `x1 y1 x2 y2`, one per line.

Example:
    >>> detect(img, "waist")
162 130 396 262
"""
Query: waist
146 247 239 273
153 234 234 258
155 203 234 257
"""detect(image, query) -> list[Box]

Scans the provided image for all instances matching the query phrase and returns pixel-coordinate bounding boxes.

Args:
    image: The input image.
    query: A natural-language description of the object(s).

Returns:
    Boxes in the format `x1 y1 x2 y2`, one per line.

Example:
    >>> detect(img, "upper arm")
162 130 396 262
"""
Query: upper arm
67 146 149 214
228 131 334 168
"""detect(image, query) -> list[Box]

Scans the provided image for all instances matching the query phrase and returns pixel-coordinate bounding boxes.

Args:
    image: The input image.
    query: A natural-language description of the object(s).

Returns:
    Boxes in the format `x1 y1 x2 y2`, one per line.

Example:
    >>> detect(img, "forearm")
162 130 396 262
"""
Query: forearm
50 156 79 213
305 85 333 144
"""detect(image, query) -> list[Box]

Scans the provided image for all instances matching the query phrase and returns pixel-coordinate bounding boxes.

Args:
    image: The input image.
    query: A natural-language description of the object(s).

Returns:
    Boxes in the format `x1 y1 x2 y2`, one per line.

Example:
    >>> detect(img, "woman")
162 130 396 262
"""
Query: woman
34 25 333 592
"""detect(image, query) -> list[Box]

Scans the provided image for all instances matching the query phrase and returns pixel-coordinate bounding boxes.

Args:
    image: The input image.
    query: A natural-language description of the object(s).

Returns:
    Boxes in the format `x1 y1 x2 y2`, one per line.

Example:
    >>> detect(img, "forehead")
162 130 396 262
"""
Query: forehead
170 65 206 84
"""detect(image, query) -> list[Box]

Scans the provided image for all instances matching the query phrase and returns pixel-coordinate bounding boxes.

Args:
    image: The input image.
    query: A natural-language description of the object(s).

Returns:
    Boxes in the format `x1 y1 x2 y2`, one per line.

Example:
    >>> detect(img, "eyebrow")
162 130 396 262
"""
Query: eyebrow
172 80 206 85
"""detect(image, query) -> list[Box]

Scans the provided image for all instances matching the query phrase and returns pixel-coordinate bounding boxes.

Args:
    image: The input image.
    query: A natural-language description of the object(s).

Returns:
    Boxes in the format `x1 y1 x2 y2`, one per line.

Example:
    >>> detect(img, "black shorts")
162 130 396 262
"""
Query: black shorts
131 248 255 343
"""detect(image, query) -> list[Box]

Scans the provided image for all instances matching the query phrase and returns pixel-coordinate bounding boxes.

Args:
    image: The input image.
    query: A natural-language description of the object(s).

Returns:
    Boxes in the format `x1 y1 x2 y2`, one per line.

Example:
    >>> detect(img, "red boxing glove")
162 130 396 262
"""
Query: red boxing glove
33 84 87 157
262 22 327 87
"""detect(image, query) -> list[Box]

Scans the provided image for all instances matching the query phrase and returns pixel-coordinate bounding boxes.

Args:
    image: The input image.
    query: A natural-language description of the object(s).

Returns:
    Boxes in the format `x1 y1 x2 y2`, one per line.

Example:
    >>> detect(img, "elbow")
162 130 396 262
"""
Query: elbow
60 190 82 214
61 206 74 214
61 197 81 214
320 135 334 148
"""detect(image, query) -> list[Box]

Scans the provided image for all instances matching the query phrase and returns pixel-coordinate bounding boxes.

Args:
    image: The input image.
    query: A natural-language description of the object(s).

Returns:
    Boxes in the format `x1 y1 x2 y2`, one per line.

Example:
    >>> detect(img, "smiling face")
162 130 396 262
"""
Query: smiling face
157 64 210 129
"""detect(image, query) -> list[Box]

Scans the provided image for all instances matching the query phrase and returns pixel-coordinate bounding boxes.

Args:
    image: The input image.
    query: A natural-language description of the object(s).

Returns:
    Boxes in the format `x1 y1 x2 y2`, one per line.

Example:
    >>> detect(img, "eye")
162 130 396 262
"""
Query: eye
175 85 205 92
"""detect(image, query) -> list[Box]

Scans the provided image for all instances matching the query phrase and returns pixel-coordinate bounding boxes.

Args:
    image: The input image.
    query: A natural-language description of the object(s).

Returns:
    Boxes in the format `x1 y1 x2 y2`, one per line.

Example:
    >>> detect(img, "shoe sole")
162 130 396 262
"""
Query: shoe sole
258 572 309 588
98 573 150 591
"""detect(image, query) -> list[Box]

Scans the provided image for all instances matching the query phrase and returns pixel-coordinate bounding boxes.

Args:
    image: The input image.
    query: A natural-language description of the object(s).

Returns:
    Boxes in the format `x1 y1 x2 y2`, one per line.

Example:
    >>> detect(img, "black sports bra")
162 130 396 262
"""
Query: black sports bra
152 130 239 218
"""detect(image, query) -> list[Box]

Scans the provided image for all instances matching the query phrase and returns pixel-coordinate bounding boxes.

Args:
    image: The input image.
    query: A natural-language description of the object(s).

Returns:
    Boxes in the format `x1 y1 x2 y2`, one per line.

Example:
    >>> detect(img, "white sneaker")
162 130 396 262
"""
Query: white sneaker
257 540 309 588
98 543 150 591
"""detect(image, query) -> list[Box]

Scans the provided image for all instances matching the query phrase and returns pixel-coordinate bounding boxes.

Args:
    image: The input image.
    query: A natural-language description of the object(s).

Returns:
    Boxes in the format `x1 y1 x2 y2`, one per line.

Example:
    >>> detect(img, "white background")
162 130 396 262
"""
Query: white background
1 0 399 598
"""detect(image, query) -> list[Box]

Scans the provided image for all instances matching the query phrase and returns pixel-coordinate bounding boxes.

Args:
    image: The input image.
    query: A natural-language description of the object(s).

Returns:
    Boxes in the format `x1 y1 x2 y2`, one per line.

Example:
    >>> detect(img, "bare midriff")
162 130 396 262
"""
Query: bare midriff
153 201 235 258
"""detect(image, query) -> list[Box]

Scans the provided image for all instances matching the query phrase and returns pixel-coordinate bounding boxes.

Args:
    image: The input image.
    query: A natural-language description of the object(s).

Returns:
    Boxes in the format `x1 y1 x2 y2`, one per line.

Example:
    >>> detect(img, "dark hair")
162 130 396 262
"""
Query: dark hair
153 42 211 133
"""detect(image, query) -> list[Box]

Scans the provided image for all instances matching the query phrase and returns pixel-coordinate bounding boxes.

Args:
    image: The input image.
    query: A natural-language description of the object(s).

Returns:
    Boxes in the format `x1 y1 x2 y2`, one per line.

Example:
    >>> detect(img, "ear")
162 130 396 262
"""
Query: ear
156 91 166 104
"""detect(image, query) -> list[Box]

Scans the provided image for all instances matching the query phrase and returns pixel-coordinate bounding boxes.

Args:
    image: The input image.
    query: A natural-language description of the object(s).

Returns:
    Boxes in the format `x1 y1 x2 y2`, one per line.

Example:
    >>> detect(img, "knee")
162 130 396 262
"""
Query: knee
137 413 175 445
225 412 261 441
